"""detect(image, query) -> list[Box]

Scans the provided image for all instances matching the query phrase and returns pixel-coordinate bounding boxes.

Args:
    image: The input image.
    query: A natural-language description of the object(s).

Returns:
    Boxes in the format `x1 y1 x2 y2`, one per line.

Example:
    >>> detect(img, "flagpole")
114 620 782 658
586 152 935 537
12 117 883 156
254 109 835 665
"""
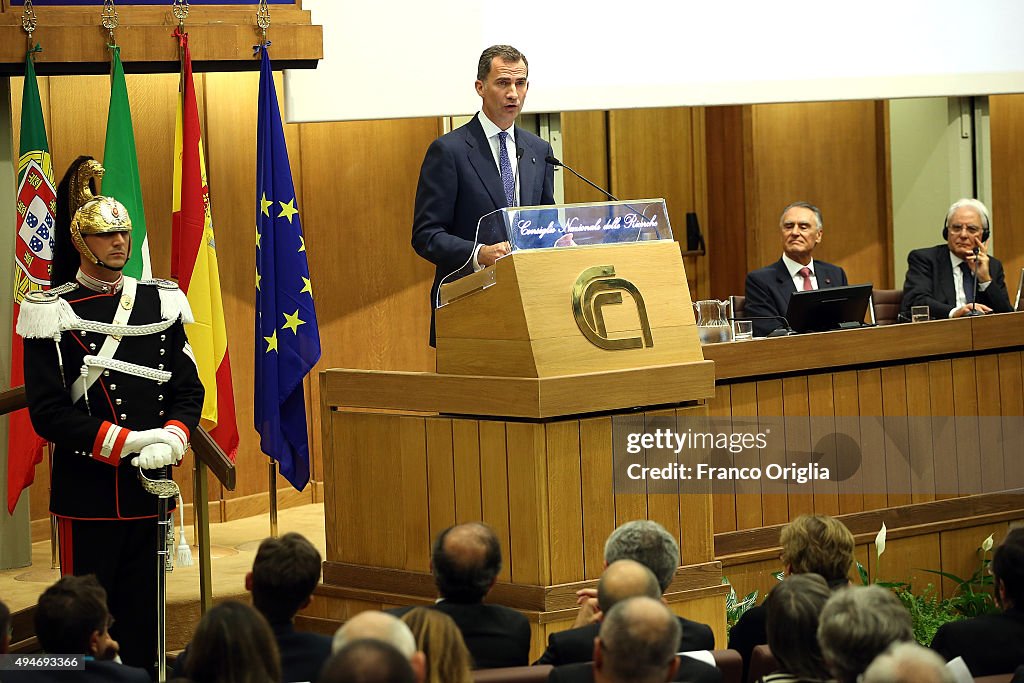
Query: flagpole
268 462 278 537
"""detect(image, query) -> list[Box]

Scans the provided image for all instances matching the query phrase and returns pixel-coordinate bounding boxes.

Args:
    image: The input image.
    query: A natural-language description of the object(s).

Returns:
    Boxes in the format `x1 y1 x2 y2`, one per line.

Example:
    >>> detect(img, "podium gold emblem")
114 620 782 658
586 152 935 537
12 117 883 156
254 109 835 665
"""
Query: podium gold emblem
572 265 653 350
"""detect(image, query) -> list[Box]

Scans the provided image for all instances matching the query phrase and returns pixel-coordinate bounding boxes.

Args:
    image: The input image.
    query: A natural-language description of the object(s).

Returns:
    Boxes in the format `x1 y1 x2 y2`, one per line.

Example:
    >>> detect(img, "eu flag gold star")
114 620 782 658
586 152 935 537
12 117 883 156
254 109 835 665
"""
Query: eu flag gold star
300 276 312 295
298 235 306 253
256 266 262 291
282 309 306 334
256 229 262 249
278 198 299 224
264 329 278 352
261 193 273 217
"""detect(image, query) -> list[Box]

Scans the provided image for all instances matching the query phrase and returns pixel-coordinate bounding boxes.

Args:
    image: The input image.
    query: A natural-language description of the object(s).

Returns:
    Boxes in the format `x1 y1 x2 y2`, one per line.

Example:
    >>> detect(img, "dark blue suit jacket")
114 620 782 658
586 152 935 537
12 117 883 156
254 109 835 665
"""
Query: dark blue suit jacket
901 244 1013 320
411 113 555 345
744 258 848 336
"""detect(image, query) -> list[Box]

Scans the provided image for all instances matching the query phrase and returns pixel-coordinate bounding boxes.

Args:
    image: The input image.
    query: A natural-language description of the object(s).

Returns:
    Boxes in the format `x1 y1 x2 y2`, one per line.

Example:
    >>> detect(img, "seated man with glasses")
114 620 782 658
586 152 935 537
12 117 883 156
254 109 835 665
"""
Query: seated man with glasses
901 198 1013 319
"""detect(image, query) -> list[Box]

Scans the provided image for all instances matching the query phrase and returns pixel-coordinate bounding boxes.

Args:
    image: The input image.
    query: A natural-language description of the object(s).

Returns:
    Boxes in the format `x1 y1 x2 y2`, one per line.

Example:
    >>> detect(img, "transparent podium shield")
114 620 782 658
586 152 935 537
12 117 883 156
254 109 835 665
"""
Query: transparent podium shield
491 198 674 252
438 199 673 307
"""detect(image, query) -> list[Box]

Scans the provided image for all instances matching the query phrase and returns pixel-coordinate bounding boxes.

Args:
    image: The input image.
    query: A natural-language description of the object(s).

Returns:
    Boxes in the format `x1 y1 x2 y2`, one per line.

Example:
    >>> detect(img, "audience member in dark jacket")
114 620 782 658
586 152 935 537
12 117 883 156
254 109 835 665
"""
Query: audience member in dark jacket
174 532 331 682
549 597 713 683
537 559 713 666
3 575 150 683
390 522 530 668
931 528 1024 677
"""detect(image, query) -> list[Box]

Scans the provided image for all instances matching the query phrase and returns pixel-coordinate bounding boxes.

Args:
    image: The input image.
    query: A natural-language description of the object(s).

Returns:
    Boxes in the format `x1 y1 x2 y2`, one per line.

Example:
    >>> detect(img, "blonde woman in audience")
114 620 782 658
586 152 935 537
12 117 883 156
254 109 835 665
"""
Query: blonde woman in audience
400 607 473 683
185 600 281 683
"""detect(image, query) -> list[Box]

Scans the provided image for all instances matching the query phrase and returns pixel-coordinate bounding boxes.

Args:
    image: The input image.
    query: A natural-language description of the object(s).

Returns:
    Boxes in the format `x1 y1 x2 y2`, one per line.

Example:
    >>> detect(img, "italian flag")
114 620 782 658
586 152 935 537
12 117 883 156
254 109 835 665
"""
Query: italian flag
171 31 239 460
102 45 151 280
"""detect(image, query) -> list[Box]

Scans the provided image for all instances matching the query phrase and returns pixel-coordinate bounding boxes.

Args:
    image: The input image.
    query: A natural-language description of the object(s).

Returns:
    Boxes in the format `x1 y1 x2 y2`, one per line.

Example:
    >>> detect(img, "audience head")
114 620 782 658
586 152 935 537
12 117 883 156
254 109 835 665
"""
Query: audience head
943 198 991 259
332 610 425 682
431 522 502 604
35 575 117 659
184 600 280 683
778 201 824 265
817 585 914 683
400 607 472 683
765 573 832 681
0 599 10 654
596 559 662 613
320 640 417 683
248 531 322 624
594 596 681 683
863 641 954 683
993 527 1024 610
779 513 855 584
604 520 680 593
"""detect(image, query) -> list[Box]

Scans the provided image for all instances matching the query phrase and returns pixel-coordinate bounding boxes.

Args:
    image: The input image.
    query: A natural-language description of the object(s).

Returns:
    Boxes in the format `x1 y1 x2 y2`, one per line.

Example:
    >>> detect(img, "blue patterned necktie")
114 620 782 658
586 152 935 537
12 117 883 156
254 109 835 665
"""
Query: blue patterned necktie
498 130 516 207
961 262 976 303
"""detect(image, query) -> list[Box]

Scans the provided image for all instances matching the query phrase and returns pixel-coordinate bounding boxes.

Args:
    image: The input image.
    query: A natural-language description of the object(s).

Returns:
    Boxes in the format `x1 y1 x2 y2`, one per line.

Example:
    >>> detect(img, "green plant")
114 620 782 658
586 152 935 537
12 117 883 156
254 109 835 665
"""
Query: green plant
860 525 999 644
722 577 759 634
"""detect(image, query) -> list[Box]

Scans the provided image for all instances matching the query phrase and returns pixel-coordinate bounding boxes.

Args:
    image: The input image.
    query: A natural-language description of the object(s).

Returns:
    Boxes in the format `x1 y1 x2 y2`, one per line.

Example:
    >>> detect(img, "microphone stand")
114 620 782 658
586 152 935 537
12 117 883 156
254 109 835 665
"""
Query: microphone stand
966 246 984 317
728 316 796 337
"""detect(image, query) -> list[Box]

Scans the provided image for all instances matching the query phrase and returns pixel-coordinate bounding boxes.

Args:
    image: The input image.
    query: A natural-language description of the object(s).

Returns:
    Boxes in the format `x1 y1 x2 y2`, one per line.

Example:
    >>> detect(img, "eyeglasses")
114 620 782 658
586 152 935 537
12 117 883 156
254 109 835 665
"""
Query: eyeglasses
948 223 983 236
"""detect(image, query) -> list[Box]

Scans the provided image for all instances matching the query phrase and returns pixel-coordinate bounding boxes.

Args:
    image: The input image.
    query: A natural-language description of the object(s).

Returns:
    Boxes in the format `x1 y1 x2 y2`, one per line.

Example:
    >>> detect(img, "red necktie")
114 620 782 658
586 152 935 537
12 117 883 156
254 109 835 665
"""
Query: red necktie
799 266 814 291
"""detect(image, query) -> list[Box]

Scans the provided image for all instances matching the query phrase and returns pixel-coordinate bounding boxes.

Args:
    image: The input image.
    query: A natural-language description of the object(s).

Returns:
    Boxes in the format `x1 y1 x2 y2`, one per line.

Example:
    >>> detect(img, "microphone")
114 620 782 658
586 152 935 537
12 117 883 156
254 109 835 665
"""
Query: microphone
545 155 619 202
729 316 796 337
512 146 524 208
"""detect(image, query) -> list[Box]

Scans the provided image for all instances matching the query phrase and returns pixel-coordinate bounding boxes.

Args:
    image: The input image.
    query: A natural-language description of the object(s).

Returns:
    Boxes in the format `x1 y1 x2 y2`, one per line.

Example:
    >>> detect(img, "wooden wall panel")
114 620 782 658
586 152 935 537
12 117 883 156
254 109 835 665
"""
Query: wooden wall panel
990 94 1024 290
706 105 749 300
807 373 840 516
905 363 936 504
478 421 512 583
560 111 608 205
746 101 891 289
938 522 1008 600
579 416 615 579
545 420 584 584
755 380 787 527
730 382 762 530
880 366 912 508
707 384 737 534
998 353 1024 490
782 376 814 519
608 107 709 301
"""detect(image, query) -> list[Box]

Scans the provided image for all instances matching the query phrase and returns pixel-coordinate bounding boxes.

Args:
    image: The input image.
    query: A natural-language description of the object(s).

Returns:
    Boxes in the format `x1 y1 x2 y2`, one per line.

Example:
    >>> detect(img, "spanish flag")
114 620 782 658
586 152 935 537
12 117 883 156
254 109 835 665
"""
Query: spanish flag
171 29 238 460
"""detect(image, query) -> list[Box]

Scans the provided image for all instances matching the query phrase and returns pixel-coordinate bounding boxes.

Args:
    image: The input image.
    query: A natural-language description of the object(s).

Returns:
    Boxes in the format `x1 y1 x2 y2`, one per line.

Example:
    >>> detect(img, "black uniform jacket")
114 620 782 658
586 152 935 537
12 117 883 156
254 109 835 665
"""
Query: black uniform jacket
21 278 204 519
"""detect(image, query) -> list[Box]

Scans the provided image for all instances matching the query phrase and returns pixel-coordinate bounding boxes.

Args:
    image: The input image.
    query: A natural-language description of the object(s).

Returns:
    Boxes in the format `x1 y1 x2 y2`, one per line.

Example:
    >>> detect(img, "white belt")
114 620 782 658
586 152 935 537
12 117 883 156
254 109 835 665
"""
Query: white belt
71 277 137 404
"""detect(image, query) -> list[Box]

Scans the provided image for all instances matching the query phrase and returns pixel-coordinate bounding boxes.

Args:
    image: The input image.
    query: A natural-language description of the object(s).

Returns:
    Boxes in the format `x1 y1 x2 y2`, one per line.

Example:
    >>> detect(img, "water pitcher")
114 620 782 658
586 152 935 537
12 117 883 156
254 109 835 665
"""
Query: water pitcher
693 299 732 344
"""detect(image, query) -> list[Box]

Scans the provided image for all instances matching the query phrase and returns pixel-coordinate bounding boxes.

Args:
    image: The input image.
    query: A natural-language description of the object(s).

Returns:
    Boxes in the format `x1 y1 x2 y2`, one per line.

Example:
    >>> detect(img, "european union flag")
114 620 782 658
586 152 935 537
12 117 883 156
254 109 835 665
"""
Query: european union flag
255 44 321 491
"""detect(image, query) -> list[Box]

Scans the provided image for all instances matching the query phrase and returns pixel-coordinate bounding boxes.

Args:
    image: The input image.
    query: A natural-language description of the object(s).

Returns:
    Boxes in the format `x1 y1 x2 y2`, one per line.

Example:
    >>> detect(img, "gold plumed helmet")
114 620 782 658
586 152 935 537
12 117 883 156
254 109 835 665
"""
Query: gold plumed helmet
68 159 132 267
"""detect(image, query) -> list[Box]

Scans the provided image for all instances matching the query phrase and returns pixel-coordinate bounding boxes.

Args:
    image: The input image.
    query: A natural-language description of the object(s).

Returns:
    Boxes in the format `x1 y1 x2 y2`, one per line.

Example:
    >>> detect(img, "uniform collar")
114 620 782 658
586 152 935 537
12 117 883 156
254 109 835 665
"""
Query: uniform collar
76 268 124 294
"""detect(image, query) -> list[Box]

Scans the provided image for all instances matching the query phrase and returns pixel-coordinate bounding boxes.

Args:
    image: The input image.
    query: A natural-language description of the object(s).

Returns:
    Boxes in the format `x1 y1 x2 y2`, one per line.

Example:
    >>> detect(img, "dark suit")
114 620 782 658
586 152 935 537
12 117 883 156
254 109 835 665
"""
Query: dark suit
0 659 151 683
535 616 714 666
930 608 1024 677
547 657 722 683
411 113 555 344
172 620 333 682
901 244 1013 320
726 603 766 682
744 259 849 336
389 601 531 669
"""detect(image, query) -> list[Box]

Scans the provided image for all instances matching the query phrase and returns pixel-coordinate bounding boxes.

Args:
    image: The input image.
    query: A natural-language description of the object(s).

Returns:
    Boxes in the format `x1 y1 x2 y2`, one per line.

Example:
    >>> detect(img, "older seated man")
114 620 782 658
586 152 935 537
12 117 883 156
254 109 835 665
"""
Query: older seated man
744 201 848 336
901 198 1013 320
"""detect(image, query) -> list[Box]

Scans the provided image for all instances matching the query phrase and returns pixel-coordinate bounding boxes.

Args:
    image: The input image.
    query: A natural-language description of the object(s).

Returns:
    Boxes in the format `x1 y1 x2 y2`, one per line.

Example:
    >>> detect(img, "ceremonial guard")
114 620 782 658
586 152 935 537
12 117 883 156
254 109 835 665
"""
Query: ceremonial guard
17 156 204 673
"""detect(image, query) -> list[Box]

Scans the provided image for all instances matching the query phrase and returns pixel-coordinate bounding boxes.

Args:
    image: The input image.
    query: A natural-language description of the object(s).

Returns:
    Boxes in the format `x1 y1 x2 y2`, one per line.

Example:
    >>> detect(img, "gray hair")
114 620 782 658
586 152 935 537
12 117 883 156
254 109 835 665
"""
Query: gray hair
332 611 417 659
945 198 991 233
862 642 954 683
604 520 680 593
599 597 681 683
779 201 824 231
817 585 914 683
476 45 528 81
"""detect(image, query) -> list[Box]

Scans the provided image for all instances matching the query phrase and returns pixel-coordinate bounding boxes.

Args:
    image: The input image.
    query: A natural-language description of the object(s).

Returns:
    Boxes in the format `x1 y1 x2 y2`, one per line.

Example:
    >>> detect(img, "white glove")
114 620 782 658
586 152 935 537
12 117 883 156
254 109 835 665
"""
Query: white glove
122 428 178 457
131 442 176 469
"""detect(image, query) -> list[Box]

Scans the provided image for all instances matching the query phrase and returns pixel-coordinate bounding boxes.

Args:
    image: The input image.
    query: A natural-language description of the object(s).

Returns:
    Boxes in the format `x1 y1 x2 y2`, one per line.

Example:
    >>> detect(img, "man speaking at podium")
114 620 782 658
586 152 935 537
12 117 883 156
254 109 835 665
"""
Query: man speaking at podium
901 198 1013 320
412 44 555 346
744 201 848 336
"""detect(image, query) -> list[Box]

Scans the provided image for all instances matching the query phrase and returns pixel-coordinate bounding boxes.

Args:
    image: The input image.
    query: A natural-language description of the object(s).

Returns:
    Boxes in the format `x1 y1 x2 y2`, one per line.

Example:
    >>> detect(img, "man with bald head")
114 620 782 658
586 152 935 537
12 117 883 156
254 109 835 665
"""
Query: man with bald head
390 522 530 668
537 560 715 667
332 611 426 683
549 596 721 683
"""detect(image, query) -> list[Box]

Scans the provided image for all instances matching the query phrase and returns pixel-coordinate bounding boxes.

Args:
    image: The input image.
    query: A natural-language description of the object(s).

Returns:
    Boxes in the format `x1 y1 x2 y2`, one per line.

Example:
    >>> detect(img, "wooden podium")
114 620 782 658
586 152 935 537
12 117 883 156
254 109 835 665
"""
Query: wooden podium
316 234 729 657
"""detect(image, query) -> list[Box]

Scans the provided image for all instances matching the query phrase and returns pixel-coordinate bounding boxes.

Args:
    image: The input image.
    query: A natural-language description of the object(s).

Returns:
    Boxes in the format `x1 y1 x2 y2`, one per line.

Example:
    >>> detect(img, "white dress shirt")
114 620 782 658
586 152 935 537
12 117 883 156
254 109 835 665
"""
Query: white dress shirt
782 254 818 291
472 112 519 271
948 250 991 317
